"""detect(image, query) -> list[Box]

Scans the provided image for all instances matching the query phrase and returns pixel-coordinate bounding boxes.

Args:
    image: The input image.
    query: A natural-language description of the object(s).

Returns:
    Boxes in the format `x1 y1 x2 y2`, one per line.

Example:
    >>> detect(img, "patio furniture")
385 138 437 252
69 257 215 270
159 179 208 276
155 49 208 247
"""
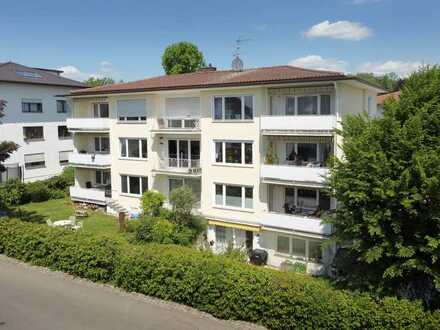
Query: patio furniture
52 220 74 228
72 221 83 231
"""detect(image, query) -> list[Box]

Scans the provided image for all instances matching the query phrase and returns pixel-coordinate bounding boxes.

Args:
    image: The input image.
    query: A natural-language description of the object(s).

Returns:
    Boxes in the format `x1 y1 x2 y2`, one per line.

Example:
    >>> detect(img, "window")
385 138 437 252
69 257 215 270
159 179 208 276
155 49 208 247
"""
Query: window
168 178 201 201
214 141 253 165
213 95 254 120
167 139 199 167
58 126 71 139
120 175 148 196
59 150 71 165
297 189 318 209
297 96 318 115
119 138 147 159
215 184 253 210
93 103 109 118
94 137 110 153
119 115 147 122
283 187 331 214
284 142 332 166
297 143 317 162
276 235 320 262
22 101 42 113
57 100 68 113
117 99 147 122
320 95 331 115
24 153 45 169
23 126 44 140
286 97 295 115
367 96 373 116
95 170 111 185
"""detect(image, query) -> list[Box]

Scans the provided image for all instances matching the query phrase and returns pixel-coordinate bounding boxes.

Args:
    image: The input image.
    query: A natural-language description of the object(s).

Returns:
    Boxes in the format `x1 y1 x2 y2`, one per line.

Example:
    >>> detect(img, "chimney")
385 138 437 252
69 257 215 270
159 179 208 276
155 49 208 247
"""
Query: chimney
198 63 217 72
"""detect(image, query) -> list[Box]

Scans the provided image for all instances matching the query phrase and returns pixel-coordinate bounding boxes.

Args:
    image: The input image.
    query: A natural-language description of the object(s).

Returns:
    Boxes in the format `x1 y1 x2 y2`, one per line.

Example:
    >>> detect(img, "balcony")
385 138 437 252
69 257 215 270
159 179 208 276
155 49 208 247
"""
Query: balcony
261 115 336 136
67 118 111 132
151 118 200 134
69 152 111 169
154 158 201 176
261 212 332 236
261 164 328 187
69 186 108 205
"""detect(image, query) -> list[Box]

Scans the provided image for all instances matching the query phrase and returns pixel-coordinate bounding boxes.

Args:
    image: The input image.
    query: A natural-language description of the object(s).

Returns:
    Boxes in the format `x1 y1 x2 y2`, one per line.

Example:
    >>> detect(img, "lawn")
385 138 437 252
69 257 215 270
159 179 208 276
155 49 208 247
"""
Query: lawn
13 198 127 241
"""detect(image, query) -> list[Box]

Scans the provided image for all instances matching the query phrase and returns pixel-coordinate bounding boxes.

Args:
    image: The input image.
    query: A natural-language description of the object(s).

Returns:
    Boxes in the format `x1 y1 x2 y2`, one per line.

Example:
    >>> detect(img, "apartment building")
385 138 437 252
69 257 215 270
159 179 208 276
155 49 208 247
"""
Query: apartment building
0 62 86 182
67 65 382 273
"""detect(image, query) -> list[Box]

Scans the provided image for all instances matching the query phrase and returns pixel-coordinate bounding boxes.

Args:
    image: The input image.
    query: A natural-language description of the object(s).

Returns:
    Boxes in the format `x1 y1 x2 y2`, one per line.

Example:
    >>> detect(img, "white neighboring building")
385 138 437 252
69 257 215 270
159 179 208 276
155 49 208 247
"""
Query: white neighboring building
67 64 383 274
0 62 86 182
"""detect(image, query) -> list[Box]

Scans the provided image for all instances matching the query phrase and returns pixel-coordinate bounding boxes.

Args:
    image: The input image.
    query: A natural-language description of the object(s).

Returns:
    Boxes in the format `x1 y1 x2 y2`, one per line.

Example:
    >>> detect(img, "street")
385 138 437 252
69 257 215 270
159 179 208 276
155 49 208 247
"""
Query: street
0 255 263 330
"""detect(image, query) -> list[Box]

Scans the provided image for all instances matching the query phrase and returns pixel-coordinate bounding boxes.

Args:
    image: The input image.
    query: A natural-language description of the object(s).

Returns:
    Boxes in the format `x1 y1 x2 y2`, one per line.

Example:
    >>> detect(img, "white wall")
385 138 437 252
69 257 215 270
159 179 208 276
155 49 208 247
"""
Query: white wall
0 82 80 181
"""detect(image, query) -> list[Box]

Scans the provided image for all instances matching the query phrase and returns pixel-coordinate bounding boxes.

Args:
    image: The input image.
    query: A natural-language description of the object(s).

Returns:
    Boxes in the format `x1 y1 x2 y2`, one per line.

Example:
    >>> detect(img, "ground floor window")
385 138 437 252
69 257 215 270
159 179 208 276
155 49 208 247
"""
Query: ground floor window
276 235 322 262
59 150 72 165
168 177 201 201
24 153 45 169
121 175 148 196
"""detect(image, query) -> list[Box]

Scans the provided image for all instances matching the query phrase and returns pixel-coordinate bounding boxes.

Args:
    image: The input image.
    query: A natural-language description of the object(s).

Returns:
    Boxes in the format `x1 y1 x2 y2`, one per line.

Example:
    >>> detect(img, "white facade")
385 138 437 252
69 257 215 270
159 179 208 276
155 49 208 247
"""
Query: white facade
0 81 84 182
68 76 379 274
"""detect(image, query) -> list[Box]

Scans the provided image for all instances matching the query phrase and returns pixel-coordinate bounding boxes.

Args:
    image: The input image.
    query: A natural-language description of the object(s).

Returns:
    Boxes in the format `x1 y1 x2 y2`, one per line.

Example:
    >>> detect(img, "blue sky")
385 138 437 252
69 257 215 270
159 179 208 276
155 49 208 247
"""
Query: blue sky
1 0 438 81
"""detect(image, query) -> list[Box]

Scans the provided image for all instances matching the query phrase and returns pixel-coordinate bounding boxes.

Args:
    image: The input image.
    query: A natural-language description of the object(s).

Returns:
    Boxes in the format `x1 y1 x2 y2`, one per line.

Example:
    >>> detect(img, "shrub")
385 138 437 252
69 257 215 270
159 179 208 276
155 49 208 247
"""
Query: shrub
169 186 197 225
126 220 141 233
46 167 74 192
25 181 51 202
1 219 439 330
0 179 27 207
135 217 155 242
220 243 248 263
141 190 166 217
135 218 195 246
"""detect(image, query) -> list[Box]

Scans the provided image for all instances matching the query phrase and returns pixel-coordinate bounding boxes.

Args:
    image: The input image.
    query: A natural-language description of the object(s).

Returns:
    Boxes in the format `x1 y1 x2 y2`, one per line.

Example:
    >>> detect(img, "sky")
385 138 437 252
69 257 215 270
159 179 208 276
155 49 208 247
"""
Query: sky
1 0 439 82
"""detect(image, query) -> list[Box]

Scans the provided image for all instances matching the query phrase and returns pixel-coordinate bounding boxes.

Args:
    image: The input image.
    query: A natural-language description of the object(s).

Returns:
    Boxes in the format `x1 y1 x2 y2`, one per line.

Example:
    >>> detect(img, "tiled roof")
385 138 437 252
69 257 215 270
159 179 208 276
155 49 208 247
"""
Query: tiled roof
71 65 349 96
0 62 87 88
377 91 401 106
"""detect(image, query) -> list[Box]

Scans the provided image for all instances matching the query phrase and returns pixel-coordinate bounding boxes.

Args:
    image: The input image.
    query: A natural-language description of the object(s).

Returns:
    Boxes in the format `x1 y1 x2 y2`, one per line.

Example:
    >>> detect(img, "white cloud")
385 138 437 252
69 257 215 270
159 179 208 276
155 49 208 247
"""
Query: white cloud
304 20 373 41
289 55 348 72
58 61 118 81
358 60 422 76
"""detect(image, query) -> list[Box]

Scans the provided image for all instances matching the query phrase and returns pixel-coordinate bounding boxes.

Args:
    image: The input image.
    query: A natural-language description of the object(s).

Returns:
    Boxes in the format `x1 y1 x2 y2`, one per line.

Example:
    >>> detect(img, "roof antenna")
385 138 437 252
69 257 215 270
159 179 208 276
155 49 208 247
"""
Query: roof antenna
232 36 251 71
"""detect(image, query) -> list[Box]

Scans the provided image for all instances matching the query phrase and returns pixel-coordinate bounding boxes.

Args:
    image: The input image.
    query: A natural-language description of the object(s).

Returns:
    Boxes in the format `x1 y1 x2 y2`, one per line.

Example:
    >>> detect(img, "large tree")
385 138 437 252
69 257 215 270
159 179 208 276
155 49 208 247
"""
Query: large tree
355 72 402 91
161 42 205 75
328 66 440 307
0 100 19 172
84 77 115 87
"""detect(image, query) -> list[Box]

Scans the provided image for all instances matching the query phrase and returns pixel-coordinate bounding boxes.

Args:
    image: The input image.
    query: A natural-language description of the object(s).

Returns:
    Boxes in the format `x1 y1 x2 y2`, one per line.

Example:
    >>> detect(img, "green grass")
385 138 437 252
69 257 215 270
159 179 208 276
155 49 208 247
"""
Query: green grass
13 198 130 242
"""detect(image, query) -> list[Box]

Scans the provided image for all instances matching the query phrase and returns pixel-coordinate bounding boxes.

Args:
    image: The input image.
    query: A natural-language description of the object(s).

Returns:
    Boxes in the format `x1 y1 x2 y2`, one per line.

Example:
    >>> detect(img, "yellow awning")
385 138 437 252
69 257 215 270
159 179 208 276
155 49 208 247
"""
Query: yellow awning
208 220 261 232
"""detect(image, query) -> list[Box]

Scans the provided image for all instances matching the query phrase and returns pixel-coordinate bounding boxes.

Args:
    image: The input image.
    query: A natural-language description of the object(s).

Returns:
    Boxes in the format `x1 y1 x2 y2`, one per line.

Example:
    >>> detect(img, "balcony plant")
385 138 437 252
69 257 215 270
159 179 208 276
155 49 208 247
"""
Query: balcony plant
265 142 278 165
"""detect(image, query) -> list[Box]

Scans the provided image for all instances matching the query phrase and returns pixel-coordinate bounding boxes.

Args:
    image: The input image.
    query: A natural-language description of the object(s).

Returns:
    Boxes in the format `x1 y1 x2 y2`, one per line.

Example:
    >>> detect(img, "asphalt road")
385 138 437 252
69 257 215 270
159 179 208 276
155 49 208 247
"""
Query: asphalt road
0 255 264 330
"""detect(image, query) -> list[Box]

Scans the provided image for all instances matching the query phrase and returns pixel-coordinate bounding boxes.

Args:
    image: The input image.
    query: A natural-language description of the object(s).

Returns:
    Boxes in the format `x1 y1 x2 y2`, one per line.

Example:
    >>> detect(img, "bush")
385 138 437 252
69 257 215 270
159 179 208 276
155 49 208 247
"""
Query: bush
169 186 197 225
126 220 141 233
135 217 196 246
24 181 51 202
141 190 166 217
1 219 439 330
0 179 27 208
220 243 249 263
47 167 74 192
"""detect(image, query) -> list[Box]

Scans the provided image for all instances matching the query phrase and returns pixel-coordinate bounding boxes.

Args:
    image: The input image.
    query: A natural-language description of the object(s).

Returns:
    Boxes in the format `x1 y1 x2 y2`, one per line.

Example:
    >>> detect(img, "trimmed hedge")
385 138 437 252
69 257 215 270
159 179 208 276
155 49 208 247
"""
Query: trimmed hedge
0 219 439 329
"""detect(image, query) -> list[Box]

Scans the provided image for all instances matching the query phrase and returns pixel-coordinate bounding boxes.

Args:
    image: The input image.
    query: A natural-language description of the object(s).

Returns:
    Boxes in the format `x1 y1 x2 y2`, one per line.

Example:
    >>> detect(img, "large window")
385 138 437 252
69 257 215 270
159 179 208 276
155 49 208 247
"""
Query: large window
214 141 252 165
168 178 201 202
58 125 71 139
120 138 147 159
57 100 68 113
215 184 253 210
271 94 332 116
22 101 42 113
285 142 332 167
117 99 147 122
121 175 148 196
283 187 331 214
24 153 45 169
167 139 200 167
23 126 44 141
276 235 322 262
96 170 111 185
94 137 110 153
93 103 109 118
213 95 253 120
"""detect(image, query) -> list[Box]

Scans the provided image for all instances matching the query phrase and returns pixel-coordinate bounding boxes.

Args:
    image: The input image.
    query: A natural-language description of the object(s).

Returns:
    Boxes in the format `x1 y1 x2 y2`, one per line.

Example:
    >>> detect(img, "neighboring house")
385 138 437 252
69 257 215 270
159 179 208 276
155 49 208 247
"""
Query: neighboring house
67 64 383 274
0 62 87 182
377 90 401 114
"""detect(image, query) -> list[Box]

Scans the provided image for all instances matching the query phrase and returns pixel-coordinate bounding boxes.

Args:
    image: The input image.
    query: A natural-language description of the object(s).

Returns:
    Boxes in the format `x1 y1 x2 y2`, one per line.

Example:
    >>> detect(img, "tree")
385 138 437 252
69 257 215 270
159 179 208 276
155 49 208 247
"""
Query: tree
169 186 197 225
161 42 205 75
84 77 115 87
327 66 440 307
141 190 166 217
355 72 401 91
0 100 18 172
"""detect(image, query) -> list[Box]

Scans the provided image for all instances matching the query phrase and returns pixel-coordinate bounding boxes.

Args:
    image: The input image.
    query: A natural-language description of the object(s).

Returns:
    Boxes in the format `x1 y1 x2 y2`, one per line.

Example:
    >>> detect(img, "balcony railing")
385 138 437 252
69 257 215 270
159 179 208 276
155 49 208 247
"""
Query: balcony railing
69 152 111 168
261 115 336 134
155 118 200 131
157 158 201 175
69 186 107 205
261 164 329 186
261 212 332 236
66 118 111 132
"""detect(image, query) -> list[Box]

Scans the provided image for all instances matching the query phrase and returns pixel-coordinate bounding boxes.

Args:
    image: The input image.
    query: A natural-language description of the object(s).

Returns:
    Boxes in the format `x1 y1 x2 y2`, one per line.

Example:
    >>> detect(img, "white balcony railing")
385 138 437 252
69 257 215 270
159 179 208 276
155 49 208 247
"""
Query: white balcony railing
69 186 106 205
155 118 200 131
66 118 111 132
261 164 329 186
261 115 336 134
69 152 111 168
261 212 332 236
156 158 201 175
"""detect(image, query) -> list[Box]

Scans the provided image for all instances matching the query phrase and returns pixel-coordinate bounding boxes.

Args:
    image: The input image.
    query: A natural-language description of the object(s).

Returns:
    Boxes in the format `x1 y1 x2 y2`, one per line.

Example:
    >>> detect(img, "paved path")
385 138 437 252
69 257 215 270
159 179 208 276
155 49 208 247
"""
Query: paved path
0 255 264 330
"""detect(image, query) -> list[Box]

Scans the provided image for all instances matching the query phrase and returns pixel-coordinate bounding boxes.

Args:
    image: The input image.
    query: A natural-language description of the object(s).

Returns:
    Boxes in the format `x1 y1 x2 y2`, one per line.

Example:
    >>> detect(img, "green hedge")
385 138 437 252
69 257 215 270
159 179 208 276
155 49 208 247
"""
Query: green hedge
0 219 439 329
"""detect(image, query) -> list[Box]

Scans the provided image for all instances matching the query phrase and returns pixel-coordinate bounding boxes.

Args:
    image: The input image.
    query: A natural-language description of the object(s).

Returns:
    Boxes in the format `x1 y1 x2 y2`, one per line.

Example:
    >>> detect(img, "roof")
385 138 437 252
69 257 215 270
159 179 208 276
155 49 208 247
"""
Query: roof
377 91 401 106
71 65 353 96
0 62 87 88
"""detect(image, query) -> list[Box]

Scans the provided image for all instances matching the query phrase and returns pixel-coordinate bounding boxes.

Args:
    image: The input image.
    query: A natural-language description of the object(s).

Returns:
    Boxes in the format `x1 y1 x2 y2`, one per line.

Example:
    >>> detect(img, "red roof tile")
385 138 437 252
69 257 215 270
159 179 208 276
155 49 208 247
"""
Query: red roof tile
377 91 401 106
